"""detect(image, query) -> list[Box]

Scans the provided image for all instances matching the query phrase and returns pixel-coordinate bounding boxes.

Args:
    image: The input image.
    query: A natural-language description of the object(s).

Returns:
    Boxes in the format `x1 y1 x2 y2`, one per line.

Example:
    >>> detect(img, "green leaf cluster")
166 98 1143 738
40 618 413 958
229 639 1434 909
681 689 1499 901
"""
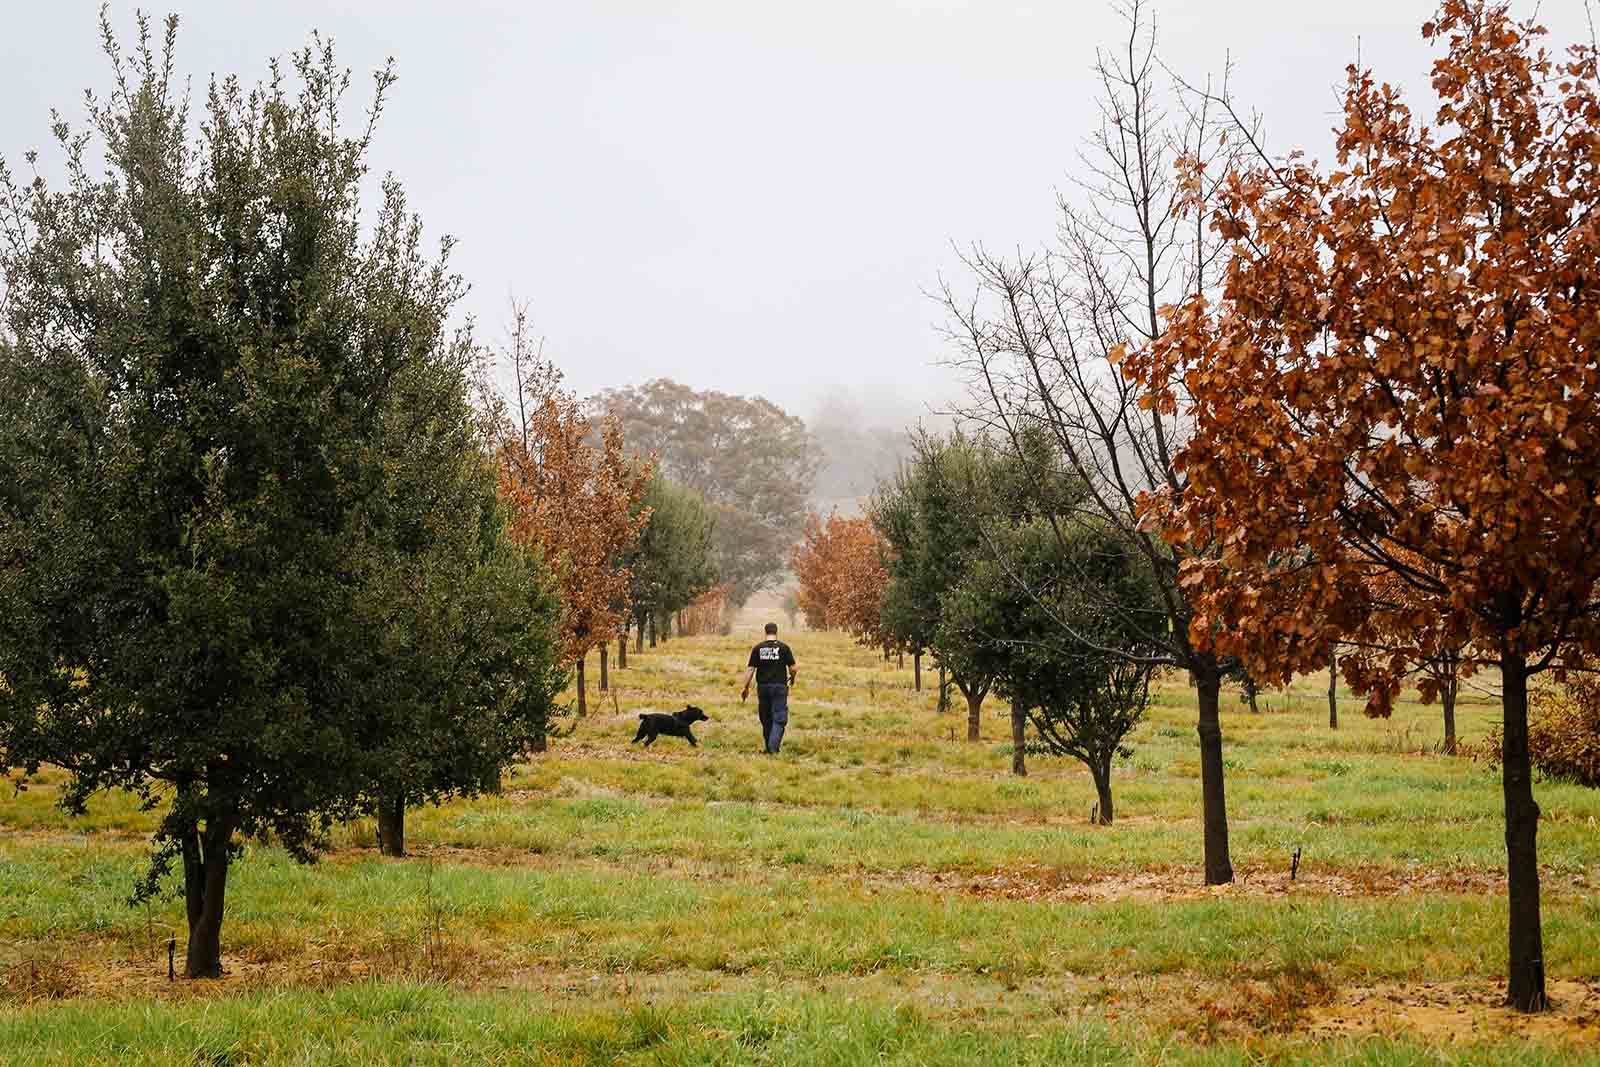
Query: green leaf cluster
0 16 565 932
625 474 720 634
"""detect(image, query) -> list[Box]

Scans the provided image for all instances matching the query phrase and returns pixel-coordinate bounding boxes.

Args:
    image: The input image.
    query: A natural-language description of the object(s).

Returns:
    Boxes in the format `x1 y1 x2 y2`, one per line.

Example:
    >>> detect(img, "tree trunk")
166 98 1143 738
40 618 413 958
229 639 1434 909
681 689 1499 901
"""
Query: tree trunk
1328 648 1339 730
648 614 656 647
898 650 904 670
914 652 922 693
1442 674 1458 755
376 795 405 857
1244 677 1259 714
1090 765 1114 825
1010 706 1027 776
575 655 587 717
1195 668 1234 885
676 610 685 638
618 631 628 670
599 645 609 693
938 664 948 713
1501 647 1548 1012
883 645 890 662
181 813 236 979
967 690 982 742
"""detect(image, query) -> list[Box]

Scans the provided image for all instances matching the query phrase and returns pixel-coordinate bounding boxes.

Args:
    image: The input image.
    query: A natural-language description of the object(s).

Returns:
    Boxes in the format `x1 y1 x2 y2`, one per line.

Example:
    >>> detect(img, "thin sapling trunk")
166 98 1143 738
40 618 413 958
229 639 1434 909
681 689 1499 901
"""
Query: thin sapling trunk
1501 648 1547 1012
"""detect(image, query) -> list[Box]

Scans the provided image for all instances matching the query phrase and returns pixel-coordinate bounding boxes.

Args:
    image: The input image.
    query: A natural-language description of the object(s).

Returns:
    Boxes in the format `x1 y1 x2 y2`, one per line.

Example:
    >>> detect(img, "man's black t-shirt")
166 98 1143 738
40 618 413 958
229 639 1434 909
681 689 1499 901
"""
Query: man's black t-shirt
747 639 796 686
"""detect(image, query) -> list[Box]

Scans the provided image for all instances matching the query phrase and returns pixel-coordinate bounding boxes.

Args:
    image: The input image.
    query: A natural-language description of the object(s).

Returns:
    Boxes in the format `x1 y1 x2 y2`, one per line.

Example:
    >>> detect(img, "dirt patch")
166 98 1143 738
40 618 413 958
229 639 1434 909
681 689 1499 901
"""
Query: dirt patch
1306 979 1600 1044
545 739 728 766
869 862 1589 903
0 928 505 1006
0 956 84 1004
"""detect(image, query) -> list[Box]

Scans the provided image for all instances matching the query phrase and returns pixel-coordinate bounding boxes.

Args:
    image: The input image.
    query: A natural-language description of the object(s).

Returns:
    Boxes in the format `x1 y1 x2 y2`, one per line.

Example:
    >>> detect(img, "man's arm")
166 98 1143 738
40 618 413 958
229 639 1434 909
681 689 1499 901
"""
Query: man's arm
740 666 756 702
785 646 797 687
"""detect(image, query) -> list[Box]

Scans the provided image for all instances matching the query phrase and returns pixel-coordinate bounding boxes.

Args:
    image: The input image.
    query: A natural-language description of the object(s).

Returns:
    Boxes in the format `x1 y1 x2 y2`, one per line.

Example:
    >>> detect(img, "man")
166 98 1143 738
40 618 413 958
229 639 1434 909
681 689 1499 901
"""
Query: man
741 622 797 754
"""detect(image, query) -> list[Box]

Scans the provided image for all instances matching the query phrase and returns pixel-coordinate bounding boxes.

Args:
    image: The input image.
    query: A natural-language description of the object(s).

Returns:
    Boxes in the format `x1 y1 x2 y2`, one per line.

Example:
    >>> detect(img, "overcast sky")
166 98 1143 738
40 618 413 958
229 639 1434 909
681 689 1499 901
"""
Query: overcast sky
2 1 1594 417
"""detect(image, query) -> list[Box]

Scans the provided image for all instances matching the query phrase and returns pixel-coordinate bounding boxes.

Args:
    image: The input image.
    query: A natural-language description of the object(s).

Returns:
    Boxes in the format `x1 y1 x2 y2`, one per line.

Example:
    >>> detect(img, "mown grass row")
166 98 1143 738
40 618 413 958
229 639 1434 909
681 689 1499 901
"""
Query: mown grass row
4 839 1597 985
3 980 1597 1067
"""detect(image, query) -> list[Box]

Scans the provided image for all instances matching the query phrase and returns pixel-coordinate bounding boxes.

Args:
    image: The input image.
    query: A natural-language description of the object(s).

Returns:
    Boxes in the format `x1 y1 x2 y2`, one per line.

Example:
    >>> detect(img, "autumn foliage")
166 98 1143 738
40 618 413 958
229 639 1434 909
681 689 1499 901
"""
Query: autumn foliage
483 308 652 714
677 583 733 637
791 510 890 642
1124 0 1600 1010
497 395 650 665
1476 677 1600 789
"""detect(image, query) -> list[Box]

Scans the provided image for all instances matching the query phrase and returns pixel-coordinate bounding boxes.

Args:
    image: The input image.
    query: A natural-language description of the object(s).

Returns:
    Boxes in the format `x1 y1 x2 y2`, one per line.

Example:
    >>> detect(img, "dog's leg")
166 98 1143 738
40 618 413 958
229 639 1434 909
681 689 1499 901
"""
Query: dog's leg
631 725 645 743
686 729 697 747
643 733 655 747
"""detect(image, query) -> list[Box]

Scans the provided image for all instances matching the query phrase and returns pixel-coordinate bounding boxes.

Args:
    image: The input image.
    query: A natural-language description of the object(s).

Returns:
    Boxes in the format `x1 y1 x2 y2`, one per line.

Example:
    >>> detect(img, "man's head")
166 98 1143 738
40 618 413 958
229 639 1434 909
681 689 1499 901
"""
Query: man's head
764 622 778 636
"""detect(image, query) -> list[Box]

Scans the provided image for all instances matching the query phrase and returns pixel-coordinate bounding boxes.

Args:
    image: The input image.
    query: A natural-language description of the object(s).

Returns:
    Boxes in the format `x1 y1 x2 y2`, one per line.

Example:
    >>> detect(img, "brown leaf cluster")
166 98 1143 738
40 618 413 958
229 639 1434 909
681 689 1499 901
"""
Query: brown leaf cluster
790 510 890 643
498 398 651 661
1475 675 1600 787
678 582 732 637
1125 0 1600 707
481 312 652 663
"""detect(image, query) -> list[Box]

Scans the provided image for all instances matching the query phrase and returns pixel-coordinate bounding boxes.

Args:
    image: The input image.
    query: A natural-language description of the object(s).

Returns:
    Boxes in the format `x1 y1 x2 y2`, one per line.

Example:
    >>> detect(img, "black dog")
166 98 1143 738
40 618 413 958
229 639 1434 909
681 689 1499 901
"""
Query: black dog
631 705 709 747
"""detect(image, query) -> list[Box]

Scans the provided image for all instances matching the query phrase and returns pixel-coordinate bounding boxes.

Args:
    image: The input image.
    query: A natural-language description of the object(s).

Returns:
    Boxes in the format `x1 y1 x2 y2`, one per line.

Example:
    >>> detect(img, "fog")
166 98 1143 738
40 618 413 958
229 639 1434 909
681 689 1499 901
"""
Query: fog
3 1 1595 421
806 385 945 509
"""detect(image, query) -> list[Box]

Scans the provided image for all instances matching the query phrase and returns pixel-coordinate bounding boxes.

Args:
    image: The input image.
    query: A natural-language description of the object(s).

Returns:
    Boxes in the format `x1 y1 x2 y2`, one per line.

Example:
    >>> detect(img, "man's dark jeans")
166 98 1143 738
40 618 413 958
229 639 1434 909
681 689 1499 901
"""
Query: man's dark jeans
757 683 789 753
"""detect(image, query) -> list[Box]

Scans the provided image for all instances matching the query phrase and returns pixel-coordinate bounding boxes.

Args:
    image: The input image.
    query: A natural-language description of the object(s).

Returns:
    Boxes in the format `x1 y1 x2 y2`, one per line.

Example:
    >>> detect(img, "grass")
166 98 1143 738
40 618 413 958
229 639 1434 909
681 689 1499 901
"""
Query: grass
3 626 1598 1063
7 981 1598 1066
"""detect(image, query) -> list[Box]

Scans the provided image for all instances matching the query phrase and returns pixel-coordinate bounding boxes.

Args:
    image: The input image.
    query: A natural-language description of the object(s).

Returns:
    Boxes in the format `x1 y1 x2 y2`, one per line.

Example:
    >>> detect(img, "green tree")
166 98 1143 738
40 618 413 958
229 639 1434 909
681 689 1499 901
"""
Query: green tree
943 521 1161 819
597 379 819 606
625 474 720 648
0 16 563 976
362 462 567 857
873 431 1063 738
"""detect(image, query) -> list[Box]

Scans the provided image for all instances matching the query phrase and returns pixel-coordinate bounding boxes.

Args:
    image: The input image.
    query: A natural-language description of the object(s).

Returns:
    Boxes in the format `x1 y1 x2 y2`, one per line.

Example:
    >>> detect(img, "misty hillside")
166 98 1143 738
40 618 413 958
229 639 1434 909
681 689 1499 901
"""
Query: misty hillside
807 387 943 511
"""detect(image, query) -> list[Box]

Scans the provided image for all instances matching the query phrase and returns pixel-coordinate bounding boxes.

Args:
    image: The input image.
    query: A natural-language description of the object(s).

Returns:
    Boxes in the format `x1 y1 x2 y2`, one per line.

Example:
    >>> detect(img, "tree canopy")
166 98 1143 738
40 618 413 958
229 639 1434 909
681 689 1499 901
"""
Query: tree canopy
942 520 1162 819
484 306 651 718
626 473 721 641
1125 0 1600 1010
791 510 888 637
596 378 819 605
873 434 1002 731
0 17 565 977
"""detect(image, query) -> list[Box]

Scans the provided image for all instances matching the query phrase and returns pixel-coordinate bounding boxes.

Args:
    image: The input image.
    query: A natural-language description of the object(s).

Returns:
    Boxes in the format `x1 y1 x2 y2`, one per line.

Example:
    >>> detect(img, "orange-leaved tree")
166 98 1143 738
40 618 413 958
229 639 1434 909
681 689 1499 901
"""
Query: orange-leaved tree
791 510 889 641
482 304 652 724
1125 0 1600 1011
1365 548 1479 754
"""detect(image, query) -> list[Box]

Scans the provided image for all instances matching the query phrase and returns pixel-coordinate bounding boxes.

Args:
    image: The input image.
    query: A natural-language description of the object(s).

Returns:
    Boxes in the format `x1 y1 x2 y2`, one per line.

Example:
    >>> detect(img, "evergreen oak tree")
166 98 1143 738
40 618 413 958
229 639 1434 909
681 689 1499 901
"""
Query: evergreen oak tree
0 15 564 976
